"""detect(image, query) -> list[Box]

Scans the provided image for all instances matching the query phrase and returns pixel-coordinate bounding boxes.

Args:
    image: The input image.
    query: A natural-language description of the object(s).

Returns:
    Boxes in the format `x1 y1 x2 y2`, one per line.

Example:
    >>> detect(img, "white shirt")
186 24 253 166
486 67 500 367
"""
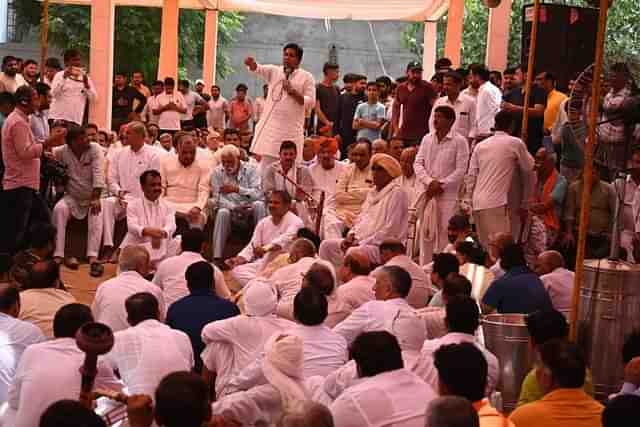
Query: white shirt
92 271 166 332
372 255 430 309
541 267 575 314
107 144 162 199
207 96 228 130
415 130 470 201
121 196 176 255
272 257 317 320
412 332 500 394
333 298 425 349
330 368 436 427
429 94 477 139
142 94 161 125
310 161 348 201
180 90 204 121
336 275 376 311
9 338 121 427
615 176 639 232
156 91 186 130
0 313 45 404
474 81 502 137
237 212 304 262
201 314 295 397
104 319 194 398
153 251 229 308
250 64 316 160
49 70 98 125
467 131 534 211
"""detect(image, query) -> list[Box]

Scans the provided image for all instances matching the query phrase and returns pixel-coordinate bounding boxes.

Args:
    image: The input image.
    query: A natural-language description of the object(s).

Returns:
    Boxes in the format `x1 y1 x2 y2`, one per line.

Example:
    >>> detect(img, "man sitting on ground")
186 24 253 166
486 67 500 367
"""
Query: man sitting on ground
336 248 376 311
320 153 408 269
302 259 351 328
534 251 574 314
92 245 164 332
226 191 304 289
417 273 472 339
10 222 56 289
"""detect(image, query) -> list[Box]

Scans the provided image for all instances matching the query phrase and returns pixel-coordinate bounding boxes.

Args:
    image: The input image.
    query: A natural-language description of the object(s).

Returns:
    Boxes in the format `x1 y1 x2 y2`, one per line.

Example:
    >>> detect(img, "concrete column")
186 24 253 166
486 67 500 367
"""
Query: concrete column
422 20 438 79
89 0 115 130
444 0 464 68
202 9 219 88
158 0 179 81
485 0 513 71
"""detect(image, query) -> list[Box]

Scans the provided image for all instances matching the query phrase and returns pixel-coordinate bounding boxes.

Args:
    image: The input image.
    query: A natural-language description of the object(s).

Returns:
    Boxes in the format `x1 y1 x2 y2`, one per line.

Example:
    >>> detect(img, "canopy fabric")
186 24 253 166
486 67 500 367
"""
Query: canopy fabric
49 0 448 21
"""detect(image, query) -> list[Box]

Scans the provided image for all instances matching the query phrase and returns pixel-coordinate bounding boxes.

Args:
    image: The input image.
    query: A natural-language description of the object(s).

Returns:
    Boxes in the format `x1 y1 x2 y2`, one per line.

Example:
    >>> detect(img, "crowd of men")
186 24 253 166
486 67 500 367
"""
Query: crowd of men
0 42 639 426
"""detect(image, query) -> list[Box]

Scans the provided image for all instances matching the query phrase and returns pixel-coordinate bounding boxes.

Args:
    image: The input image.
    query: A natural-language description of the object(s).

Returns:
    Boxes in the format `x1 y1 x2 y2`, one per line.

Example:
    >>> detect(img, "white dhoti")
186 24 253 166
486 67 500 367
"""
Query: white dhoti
231 259 267 289
319 239 381 270
323 209 347 240
52 197 103 258
473 205 511 250
419 198 457 265
621 230 636 263
212 201 267 259
102 196 127 247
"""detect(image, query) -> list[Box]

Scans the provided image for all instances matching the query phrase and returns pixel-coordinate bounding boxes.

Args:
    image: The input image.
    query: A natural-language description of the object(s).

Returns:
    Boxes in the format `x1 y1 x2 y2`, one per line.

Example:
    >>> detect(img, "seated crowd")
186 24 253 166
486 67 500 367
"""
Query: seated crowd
1 47 640 427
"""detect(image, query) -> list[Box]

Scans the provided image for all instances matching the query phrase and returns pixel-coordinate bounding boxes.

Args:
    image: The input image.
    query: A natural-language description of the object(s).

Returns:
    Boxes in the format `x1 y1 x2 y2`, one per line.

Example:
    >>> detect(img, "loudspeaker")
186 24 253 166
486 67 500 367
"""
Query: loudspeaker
521 4 598 91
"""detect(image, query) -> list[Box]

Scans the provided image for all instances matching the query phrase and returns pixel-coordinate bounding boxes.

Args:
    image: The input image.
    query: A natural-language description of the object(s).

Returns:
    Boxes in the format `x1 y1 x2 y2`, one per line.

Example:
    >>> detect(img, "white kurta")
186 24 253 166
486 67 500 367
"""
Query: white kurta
250 64 316 161
152 251 229 308
395 174 422 208
540 267 575 314
104 319 194 399
92 271 166 332
201 314 296 398
371 255 430 309
272 257 317 320
107 145 162 199
49 71 98 125
336 275 376 311
411 332 500 395
8 338 121 427
330 369 436 427
310 161 348 201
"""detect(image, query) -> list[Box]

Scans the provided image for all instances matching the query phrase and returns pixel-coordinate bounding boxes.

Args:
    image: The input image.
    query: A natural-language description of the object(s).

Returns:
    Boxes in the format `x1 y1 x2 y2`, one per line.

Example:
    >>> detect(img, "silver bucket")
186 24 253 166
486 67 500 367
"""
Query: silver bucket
577 259 640 400
481 314 534 413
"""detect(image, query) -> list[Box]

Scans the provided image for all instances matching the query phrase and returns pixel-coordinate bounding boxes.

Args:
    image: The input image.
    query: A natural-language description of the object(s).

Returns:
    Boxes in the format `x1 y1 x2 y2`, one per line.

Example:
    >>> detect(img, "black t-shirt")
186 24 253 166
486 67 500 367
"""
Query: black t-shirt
316 83 340 125
112 86 147 122
193 92 210 129
334 92 366 148
503 85 547 155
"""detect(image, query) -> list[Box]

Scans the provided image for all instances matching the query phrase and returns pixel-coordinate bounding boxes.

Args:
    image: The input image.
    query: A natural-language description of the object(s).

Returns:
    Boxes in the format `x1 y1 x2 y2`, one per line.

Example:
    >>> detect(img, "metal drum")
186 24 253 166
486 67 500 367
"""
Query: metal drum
481 314 534 413
577 259 640 400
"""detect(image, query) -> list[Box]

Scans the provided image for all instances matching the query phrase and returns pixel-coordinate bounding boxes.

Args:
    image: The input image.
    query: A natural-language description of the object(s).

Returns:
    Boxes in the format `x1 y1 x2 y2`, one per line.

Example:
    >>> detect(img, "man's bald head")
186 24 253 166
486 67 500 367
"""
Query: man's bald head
0 282 20 315
289 238 317 262
536 250 565 275
345 248 371 276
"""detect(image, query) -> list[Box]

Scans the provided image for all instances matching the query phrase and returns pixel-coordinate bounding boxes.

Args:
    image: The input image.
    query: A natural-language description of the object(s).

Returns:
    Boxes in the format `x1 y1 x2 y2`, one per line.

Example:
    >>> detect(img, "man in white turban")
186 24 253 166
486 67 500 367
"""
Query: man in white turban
319 153 409 269
201 281 295 398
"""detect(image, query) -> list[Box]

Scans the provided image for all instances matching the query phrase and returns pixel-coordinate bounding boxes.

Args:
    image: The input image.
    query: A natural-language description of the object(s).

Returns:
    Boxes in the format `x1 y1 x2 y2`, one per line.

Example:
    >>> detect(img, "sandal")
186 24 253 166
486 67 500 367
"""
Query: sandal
64 257 80 270
90 262 104 278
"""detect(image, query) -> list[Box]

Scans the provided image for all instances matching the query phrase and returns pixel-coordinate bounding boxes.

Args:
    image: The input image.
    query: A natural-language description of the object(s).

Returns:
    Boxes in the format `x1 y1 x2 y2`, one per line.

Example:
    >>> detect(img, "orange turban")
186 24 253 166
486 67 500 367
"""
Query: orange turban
313 136 339 155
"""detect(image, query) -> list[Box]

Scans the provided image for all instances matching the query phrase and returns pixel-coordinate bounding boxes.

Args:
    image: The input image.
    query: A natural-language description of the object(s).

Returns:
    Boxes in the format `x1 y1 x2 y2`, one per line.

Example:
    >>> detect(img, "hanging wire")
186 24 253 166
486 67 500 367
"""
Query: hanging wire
368 21 390 77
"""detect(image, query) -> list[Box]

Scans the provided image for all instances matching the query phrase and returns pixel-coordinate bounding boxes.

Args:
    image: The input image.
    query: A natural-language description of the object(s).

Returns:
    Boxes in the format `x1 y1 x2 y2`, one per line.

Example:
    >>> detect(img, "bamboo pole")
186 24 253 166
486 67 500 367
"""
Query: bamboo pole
520 0 541 143
569 0 610 342
40 0 50 79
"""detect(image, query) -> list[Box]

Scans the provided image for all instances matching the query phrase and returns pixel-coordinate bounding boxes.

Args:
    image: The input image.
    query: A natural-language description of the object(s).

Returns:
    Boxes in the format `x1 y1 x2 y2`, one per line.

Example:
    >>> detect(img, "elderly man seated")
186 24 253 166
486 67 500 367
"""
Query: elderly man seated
396 146 421 208
160 132 211 232
319 153 408 269
226 190 304 289
534 250 574 314
308 137 347 204
210 144 266 263
154 132 175 155
531 147 567 249
51 125 105 276
121 169 180 265
323 140 374 239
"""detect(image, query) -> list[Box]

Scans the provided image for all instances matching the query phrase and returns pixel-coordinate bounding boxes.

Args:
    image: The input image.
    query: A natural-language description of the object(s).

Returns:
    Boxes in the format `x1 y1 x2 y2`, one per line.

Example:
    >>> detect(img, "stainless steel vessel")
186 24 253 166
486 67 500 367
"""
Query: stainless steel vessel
481 314 533 413
577 259 640 400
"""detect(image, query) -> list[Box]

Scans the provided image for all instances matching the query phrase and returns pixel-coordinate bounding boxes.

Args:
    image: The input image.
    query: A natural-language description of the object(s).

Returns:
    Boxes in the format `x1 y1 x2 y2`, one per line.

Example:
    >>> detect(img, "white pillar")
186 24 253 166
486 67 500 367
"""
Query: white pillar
202 9 219 88
0 0 8 43
422 20 438 79
89 0 115 130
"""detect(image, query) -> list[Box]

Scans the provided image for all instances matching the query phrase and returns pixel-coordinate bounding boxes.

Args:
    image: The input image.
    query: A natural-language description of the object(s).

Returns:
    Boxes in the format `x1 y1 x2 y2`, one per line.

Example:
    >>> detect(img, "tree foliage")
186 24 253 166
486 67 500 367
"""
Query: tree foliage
402 0 640 70
13 1 243 81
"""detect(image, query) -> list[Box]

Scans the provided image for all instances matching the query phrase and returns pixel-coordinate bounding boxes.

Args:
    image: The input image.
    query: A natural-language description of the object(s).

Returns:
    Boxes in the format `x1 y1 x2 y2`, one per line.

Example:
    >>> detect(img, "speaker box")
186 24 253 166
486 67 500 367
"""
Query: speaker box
521 4 598 91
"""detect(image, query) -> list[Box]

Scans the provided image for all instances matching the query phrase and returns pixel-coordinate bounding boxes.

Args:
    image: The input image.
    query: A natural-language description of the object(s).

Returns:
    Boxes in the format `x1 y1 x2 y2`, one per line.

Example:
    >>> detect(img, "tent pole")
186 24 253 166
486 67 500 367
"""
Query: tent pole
40 0 50 78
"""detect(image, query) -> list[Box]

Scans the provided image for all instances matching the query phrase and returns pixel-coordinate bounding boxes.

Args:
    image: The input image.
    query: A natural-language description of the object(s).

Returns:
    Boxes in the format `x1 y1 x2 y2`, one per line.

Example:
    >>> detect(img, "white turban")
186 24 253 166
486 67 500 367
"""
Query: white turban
244 279 277 316
263 333 308 410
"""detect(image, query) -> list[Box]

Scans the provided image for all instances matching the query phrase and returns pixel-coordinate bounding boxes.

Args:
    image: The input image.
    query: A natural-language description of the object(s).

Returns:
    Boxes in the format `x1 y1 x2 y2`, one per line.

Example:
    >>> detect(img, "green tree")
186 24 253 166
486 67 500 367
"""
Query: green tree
402 0 639 70
14 1 243 81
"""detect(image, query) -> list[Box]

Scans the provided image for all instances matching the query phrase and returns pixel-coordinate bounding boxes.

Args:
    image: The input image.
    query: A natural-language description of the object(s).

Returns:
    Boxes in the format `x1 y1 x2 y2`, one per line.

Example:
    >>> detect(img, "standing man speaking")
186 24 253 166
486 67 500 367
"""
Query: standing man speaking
244 43 315 178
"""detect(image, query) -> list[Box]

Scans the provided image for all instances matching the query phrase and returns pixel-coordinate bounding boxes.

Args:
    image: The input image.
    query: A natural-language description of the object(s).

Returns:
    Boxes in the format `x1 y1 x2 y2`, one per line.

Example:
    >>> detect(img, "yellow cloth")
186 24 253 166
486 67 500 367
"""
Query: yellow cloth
473 399 514 427
160 156 211 215
19 288 77 338
510 388 603 427
371 153 402 178
518 367 595 407
544 89 569 130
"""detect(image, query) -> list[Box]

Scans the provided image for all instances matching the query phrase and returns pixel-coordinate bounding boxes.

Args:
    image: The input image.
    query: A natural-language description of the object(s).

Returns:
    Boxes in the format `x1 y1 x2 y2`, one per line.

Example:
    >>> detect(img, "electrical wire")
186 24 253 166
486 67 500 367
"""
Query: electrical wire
368 21 389 77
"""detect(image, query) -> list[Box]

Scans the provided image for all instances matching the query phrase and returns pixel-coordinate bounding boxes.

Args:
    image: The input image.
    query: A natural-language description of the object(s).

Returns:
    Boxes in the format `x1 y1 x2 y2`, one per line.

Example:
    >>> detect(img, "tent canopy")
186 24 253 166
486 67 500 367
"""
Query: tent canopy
50 0 449 21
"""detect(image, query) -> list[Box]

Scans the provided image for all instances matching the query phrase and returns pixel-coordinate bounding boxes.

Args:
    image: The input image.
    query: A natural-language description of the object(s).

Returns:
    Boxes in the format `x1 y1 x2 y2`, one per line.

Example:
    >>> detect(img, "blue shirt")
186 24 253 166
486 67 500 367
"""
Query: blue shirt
354 101 385 141
0 312 46 402
210 161 263 210
166 289 240 372
482 266 553 314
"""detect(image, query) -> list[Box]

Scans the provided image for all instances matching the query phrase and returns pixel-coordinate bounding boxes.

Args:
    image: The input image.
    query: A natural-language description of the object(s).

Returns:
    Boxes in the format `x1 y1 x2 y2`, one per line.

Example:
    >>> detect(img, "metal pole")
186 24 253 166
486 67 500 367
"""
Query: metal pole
569 0 610 342
40 0 50 79
521 0 541 144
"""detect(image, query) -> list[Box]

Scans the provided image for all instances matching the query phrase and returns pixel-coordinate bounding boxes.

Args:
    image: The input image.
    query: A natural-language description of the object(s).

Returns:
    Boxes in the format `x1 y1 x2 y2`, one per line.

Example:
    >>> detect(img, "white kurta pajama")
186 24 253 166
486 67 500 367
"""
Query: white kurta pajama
263 162 315 228
160 156 211 225
271 256 317 320
121 196 180 264
52 143 105 258
103 144 162 247
414 130 469 265
249 64 316 163
324 164 373 240
230 211 304 288
319 182 409 269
